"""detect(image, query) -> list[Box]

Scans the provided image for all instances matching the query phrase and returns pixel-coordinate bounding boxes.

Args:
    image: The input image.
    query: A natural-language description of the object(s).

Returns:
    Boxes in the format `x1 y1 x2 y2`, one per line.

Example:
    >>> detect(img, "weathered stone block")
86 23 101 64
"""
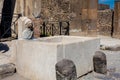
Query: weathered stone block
15 36 100 80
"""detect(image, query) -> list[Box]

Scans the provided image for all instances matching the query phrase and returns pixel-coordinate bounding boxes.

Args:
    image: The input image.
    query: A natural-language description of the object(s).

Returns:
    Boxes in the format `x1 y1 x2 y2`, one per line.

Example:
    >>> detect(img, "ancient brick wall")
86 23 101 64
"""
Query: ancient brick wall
97 9 113 36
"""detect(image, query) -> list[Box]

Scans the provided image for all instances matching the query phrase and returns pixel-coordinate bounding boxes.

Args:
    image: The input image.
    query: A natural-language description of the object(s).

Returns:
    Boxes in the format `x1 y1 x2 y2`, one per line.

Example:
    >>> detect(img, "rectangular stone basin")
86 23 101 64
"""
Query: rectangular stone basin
15 36 100 80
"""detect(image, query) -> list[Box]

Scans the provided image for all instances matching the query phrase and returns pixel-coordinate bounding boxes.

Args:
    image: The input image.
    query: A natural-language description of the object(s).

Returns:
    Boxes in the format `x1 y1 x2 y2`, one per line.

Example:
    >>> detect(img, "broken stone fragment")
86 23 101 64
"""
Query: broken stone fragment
0 63 16 79
100 45 120 51
56 59 77 80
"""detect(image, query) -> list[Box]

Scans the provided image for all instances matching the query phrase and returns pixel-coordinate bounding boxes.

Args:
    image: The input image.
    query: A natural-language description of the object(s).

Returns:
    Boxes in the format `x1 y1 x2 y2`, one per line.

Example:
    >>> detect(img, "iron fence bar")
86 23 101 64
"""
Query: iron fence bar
63 21 70 35
59 22 62 35
51 24 54 36
40 21 70 36
42 22 46 35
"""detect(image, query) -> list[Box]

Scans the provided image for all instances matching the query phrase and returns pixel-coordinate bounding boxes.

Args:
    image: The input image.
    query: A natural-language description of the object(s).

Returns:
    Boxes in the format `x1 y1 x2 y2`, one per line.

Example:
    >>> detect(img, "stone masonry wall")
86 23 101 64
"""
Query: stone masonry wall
41 0 70 21
97 9 113 36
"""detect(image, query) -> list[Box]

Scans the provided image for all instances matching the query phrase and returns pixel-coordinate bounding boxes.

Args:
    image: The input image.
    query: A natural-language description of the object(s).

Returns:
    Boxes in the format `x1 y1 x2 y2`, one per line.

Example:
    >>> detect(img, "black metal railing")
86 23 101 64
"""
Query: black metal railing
39 21 70 37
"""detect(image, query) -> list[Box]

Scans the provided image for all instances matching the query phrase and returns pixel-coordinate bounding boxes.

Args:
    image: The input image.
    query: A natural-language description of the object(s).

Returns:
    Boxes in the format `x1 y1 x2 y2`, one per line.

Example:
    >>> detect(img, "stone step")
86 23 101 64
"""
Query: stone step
0 63 16 79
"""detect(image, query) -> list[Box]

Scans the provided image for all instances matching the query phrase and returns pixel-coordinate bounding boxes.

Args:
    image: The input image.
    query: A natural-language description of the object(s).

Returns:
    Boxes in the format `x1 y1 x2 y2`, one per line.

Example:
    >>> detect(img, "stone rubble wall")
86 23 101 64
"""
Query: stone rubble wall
41 0 70 21
97 9 113 36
